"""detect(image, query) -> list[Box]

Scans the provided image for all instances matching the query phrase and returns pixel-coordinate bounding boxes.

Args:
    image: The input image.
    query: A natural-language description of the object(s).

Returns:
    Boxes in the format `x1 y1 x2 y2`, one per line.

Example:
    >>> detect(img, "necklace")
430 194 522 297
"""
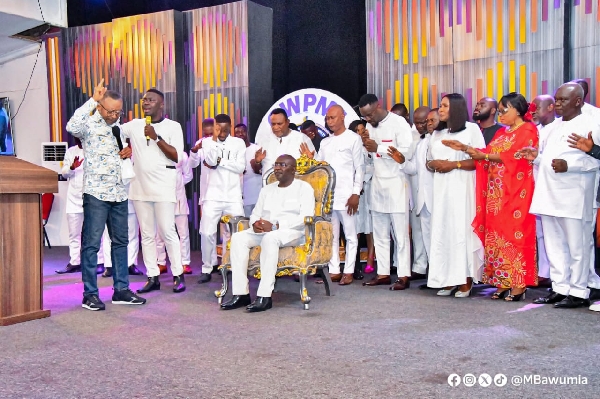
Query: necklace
507 121 525 132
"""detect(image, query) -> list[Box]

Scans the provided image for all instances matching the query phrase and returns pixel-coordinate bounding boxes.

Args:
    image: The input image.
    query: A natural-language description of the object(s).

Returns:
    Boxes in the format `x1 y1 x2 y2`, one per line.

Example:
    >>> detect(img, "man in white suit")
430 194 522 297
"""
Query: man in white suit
358 94 414 290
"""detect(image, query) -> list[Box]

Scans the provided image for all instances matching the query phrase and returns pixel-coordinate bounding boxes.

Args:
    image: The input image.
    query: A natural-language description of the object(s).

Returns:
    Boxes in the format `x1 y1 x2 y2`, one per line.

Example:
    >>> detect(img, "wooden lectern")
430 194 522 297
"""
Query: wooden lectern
0 157 58 326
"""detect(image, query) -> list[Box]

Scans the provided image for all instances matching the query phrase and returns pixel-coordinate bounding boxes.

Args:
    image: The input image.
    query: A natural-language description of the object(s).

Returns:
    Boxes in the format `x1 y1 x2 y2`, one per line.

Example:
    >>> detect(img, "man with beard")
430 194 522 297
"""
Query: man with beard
473 97 502 145
121 88 186 294
522 83 600 308
220 154 315 312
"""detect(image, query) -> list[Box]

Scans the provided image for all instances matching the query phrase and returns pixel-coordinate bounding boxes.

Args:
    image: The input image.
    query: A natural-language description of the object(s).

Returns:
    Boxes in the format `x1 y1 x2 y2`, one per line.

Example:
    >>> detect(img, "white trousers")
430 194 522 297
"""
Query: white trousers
587 210 600 289
372 210 410 277
67 212 104 265
157 214 191 265
541 215 591 299
536 216 551 279
419 205 432 260
133 200 183 277
330 209 358 274
231 229 305 297
200 200 244 274
102 213 140 267
410 208 428 274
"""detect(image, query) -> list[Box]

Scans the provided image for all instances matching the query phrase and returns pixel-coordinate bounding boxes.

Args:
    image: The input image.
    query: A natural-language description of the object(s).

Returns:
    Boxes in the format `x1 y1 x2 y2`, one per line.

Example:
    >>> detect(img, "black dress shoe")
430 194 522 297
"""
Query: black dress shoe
102 267 113 278
136 276 160 293
553 295 591 309
221 294 252 310
173 274 186 293
246 296 272 312
128 265 143 275
533 291 566 304
55 263 81 274
96 264 105 274
418 283 434 290
589 288 600 301
198 273 212 284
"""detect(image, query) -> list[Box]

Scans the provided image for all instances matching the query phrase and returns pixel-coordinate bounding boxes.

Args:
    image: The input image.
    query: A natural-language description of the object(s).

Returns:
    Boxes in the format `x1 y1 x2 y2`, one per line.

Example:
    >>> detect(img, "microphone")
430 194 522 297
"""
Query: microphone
145 116 151 146
111 126 123 151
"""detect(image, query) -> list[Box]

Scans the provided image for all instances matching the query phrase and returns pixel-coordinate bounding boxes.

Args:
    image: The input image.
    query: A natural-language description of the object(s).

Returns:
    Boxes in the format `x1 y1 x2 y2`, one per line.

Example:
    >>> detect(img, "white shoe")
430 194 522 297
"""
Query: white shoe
589 302 600 312
437 288 454 296
455 289 471 298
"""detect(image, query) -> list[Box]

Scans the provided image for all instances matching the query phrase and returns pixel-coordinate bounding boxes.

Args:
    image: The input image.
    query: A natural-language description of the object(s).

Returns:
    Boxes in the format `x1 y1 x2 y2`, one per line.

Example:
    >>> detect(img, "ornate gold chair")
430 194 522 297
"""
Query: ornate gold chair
215 155 336 310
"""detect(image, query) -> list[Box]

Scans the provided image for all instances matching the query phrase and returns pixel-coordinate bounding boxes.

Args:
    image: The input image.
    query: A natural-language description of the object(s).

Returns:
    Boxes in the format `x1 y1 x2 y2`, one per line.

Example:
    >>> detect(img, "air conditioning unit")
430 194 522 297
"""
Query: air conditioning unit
41 142 67 173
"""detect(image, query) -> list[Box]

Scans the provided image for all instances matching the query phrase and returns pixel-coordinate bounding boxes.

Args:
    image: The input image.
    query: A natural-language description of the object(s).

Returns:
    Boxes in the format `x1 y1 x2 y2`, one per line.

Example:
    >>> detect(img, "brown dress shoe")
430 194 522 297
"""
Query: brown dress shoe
362 275 391 286
339 274 354 285
330 273 342 282
158 264 167 274
390 277 410 291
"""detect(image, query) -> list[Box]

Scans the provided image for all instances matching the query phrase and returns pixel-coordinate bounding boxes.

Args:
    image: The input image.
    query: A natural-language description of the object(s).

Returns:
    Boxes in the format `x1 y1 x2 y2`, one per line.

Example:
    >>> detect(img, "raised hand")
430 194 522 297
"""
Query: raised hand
516 147 538 161
255 148 266 163
212 123 221 141
191 140 203 153
568 132 594 153
92 78 107 102
441 139 467 152
387 146 405 164
70 156 83 170
465 147 486 160
299 142 315 158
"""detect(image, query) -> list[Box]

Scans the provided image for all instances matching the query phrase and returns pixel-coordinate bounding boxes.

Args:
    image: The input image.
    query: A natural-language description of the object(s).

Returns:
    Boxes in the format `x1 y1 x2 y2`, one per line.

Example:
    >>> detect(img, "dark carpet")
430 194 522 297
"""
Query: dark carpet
0 246 599 398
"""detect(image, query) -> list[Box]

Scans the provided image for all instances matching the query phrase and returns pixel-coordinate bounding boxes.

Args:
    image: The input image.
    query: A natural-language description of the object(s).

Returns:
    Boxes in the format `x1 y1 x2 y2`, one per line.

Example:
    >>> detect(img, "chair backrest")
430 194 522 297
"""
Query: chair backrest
265 155 336 221
41 193 55 221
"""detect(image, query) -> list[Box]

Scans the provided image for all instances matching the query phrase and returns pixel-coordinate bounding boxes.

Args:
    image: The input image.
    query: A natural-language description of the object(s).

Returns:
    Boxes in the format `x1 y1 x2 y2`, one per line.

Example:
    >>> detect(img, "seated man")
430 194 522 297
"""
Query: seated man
221 155 315 312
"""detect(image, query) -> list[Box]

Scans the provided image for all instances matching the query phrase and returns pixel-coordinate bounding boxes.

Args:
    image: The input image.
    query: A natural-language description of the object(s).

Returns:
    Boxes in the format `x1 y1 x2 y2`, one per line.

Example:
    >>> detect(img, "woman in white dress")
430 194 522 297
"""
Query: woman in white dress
426 94 485 297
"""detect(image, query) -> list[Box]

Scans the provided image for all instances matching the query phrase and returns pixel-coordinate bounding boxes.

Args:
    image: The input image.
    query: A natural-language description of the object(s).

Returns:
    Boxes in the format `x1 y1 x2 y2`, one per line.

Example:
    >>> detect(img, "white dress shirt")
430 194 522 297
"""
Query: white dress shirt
257 130 315 175
315 130 364 210
175 152 193 215
243 143 263 206
202 135 246 203
61 145 85 214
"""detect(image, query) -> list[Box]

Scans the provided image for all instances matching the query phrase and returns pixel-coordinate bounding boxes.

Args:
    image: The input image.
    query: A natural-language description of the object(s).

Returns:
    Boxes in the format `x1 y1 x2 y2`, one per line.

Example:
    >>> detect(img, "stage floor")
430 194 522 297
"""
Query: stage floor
0 246 598 398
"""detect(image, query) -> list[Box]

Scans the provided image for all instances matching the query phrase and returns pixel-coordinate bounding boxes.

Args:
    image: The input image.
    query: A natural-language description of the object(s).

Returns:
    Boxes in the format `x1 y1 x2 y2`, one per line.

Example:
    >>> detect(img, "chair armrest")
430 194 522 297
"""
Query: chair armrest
221 215 250 233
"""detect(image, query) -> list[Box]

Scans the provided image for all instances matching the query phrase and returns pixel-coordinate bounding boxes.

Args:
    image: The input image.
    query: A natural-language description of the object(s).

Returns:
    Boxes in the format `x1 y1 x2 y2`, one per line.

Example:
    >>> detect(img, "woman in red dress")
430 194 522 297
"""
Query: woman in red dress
442 92 538 301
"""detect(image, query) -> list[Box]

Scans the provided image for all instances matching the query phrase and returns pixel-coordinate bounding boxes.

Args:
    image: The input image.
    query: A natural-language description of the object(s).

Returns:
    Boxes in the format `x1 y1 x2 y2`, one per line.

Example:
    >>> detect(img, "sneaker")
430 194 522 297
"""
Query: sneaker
82 294 106 311
112 288 147 305
589 301 600 312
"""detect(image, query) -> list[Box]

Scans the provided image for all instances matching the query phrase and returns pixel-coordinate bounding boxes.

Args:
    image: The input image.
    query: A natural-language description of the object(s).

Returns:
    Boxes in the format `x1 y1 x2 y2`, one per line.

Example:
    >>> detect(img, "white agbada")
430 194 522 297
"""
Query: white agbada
367 111 414 277
256 129 315 176
427 122 485 287
410 134 434 272
314 130 364 274
188 137 212 205
231 179 315 297
530 113 600 299
356 149 374 234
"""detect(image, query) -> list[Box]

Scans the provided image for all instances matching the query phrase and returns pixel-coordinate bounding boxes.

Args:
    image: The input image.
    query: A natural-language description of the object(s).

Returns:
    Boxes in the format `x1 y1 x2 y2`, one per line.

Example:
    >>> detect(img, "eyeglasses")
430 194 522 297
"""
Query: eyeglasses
98 102 124 117
273 162 290 167
497 106 512 115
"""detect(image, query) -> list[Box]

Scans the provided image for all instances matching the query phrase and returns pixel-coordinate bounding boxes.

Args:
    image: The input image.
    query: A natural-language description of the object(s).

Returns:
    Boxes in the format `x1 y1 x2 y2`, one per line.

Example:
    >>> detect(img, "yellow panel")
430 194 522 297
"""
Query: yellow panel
519 64 526 96
509 60 516 92
422 77 429 106
403 74 409 108
204 98 209 119
486 68 494 97
217 93 222 114
210 93 215 118
224 96 228 117
497 62 504 99
413 73 420 110
134 103 139 119
395 80 401 104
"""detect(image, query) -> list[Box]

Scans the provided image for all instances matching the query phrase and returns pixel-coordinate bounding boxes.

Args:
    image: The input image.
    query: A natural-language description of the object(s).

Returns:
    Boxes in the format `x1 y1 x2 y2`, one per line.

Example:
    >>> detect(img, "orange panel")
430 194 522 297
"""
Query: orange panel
596 67 600 107
53 37 62 140
393 0 399 60
476 0 483 40
411 0 418 63
386 89 392 110
420 0 427 57
531 0 538 32
429 0 436 47
476 79 483 103
230 103 235 126
431 85 438 108
531 72 538 99
74 43 81 88
497 0 504 53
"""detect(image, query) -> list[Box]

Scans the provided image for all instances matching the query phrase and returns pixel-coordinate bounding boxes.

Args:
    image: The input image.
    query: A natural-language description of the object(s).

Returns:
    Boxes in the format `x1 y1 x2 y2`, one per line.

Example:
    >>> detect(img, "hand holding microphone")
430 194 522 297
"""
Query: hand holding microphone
144 116 157 145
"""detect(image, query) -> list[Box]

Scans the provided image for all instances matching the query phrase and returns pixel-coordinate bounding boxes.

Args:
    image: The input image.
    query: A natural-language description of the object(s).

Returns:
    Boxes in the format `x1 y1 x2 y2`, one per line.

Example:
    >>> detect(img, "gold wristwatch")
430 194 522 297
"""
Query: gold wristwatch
456 161 462 169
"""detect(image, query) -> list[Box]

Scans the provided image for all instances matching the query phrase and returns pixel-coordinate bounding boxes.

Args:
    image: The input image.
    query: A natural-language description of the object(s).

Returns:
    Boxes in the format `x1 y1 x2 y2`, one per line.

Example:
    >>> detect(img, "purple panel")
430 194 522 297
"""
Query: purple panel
542 80 548 94
243 116 248 126
554 0 561 8
457 0 463 25
574 0 581 5
369 11 374 39
465 0 472 32
542 0 549 21
465 88 473 118
440 0 446 37
449 0 454 27
377 1 382 46
585 0 592 14
242 32 247 58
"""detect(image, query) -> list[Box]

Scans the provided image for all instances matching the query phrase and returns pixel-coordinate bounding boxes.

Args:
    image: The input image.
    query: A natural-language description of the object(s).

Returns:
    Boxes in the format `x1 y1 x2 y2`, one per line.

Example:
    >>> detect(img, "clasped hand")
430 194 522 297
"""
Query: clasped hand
253 218 273 233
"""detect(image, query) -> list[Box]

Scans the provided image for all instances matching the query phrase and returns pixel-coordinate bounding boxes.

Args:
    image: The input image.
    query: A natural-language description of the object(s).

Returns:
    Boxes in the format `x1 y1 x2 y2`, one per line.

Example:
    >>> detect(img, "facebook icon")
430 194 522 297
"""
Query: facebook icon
448 374 461 387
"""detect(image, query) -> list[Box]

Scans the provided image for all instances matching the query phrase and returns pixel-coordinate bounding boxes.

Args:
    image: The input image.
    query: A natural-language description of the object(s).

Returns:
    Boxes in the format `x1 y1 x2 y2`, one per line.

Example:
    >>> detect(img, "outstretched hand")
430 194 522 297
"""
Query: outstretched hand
299 142 315 159
568 132 594 153
516 147 538 161
441 139 466 152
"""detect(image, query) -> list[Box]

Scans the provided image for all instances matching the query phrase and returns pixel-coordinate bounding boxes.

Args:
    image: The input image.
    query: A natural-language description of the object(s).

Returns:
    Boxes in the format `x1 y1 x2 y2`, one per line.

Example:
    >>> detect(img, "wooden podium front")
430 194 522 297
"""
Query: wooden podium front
0 157 58 326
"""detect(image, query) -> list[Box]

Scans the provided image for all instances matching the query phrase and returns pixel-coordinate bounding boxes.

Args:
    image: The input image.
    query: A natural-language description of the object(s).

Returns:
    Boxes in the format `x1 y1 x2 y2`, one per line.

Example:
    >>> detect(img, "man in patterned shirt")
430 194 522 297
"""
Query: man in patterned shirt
66 79 146 311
